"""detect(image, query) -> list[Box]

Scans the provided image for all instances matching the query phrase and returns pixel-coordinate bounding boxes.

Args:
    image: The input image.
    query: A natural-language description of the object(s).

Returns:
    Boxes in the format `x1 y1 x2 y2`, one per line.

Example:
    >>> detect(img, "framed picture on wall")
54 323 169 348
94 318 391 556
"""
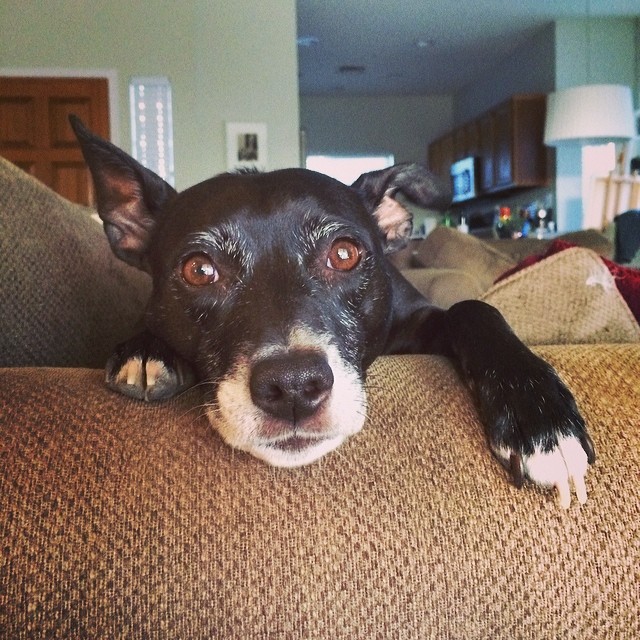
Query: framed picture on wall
226 122 268 171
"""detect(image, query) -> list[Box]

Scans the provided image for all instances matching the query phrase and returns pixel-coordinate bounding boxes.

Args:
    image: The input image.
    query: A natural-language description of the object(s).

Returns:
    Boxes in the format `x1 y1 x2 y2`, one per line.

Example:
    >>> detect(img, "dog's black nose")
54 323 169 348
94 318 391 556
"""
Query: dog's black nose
250 352 334 423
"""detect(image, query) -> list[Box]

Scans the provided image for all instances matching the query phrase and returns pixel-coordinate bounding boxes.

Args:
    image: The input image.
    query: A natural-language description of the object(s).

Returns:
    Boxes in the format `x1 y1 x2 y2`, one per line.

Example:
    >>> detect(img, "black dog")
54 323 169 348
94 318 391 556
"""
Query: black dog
70 116 594 508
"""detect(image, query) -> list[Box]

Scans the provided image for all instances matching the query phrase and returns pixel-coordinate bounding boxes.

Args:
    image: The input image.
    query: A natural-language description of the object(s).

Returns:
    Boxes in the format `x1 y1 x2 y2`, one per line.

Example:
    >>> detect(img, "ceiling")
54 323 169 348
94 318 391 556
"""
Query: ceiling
296 0 639 96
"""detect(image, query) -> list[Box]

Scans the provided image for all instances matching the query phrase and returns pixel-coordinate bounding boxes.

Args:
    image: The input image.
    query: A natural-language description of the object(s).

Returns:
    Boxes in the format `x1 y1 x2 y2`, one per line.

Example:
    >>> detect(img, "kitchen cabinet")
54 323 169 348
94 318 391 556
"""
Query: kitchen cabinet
427 94 550 198
464 120 480 158
492 101 513 188
453 121 480 161
478 113 495 192
427 132 454 184
453 128 467 161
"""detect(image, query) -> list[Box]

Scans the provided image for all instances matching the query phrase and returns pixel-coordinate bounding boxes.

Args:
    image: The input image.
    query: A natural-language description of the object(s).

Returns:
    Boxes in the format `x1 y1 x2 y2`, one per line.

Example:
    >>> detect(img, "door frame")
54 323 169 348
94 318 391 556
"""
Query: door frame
0 67 120 147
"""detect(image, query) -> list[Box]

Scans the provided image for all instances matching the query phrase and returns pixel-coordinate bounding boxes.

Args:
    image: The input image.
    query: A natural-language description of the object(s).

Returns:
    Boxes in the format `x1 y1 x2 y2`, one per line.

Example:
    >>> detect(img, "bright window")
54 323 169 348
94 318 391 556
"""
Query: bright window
582 142 616 228
129 76 175 186
306 154 394 185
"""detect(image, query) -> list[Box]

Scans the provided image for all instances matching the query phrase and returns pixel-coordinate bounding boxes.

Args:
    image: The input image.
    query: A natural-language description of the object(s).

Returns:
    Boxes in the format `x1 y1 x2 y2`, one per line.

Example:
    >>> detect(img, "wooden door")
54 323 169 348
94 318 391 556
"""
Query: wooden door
0 76 110 205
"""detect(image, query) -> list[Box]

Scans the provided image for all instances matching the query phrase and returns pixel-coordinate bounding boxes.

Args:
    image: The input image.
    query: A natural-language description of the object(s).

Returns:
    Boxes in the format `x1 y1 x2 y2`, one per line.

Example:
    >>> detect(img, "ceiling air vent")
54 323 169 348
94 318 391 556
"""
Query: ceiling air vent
338 65 366 75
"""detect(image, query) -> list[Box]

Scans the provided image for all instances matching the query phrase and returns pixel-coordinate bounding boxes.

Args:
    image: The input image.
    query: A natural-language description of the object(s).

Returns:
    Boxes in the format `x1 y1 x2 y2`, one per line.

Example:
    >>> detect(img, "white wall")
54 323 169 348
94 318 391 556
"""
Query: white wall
300 94 454 165
0 0 300 190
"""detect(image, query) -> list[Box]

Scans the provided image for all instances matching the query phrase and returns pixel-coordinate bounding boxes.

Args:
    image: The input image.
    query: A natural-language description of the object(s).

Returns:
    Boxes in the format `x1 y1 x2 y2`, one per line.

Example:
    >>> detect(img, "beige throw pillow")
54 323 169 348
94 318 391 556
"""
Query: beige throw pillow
481 247 640 345
414 226 515 291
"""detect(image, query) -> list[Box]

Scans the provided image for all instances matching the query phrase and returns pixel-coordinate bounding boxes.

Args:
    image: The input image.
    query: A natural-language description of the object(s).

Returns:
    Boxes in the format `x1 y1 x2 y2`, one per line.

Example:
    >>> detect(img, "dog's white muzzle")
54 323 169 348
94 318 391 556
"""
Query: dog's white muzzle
207 328 367 467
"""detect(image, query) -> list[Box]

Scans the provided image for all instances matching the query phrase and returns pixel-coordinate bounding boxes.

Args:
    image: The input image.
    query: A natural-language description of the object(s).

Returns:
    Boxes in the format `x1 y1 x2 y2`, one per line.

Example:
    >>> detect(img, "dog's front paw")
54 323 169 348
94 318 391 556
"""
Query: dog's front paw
479 357 595 509
493 434 594 509
105 332 196 401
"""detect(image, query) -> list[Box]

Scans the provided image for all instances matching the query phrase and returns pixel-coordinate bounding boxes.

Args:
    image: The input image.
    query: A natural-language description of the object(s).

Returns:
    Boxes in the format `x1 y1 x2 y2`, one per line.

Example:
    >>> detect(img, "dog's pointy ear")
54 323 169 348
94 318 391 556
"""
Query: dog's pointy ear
351 163 452 253
69 114 177 270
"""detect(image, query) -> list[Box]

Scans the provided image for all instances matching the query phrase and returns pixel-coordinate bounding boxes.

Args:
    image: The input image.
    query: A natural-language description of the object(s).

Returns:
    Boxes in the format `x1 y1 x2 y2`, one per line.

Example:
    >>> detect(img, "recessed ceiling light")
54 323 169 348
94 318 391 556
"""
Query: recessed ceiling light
414 37 436 49
338 65 366 75
297 35 319 47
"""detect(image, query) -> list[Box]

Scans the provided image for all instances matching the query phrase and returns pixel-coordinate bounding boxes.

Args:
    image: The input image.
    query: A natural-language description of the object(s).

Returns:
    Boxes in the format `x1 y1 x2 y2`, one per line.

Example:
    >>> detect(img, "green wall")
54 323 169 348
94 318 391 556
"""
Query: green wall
0 0 300 190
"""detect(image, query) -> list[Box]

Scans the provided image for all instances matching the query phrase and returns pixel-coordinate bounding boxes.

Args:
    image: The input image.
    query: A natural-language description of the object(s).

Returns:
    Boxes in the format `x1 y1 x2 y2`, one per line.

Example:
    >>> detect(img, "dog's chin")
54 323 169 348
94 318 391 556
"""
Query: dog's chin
205 406 365 468
244 434 348 468
205 403 363 467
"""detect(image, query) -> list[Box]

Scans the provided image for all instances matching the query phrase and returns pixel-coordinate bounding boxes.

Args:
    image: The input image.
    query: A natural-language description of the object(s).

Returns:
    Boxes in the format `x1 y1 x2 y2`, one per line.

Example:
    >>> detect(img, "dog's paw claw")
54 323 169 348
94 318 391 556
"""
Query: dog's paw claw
105 339 195 402
495 435 592 509
509 452 525 488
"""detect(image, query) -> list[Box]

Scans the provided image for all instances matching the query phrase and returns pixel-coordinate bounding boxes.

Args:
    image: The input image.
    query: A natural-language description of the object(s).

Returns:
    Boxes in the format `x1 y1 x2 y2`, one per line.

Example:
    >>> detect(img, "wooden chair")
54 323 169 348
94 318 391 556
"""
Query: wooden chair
590 172 640 228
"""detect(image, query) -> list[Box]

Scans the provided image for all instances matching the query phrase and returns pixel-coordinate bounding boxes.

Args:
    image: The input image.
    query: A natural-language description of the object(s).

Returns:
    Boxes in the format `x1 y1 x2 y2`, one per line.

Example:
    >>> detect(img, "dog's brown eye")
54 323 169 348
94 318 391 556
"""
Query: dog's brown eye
326 238 363 271
181 253 219 286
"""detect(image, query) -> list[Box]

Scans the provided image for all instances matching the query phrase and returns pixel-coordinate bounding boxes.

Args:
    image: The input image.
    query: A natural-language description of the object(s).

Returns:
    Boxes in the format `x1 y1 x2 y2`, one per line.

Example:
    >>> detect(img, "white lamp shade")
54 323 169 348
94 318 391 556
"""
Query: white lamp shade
544 84 636 147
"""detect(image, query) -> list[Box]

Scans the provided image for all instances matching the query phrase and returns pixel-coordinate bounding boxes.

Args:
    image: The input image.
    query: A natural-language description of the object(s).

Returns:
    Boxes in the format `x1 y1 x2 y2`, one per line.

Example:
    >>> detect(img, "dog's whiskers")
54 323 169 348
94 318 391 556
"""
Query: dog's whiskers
175 400 210 424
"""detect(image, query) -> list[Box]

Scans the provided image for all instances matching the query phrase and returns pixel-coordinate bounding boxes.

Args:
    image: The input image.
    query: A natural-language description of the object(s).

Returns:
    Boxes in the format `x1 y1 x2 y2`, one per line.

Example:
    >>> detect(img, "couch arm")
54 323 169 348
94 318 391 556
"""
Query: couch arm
1 344 638 638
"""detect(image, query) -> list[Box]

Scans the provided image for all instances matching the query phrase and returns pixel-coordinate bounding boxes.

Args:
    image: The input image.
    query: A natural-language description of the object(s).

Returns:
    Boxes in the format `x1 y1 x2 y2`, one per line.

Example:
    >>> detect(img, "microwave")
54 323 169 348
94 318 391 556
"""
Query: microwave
450 156 479 203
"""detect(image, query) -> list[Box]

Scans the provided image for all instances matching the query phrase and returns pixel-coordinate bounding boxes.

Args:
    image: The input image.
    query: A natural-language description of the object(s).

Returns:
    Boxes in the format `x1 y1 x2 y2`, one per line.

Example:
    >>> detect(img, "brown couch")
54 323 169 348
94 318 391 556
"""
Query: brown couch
391 225 615 310
1 159 639 638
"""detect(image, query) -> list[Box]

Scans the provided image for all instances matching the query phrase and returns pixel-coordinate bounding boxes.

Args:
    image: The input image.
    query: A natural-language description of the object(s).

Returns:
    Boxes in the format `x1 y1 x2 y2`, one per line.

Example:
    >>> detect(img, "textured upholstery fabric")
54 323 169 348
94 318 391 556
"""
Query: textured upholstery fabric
482 247 640 345
0 158 151 367
411 226 516 290
483 228 615 263
392 226 616 309
1 345 639 638
400 267 485 309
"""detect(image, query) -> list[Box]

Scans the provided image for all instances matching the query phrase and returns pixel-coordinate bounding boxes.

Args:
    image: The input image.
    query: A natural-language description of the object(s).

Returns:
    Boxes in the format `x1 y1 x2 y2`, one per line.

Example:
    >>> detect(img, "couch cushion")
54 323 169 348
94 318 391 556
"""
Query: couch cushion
0 158 151 367
412 226 515 290
400 267 485 308
1 345 639 638
482 247 640 345
483 228 614 263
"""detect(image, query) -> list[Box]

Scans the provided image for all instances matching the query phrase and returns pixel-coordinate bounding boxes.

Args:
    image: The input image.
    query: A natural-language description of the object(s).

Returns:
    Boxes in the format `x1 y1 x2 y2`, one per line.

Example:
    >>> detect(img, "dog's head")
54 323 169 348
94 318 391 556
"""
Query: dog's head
71 116 450 466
